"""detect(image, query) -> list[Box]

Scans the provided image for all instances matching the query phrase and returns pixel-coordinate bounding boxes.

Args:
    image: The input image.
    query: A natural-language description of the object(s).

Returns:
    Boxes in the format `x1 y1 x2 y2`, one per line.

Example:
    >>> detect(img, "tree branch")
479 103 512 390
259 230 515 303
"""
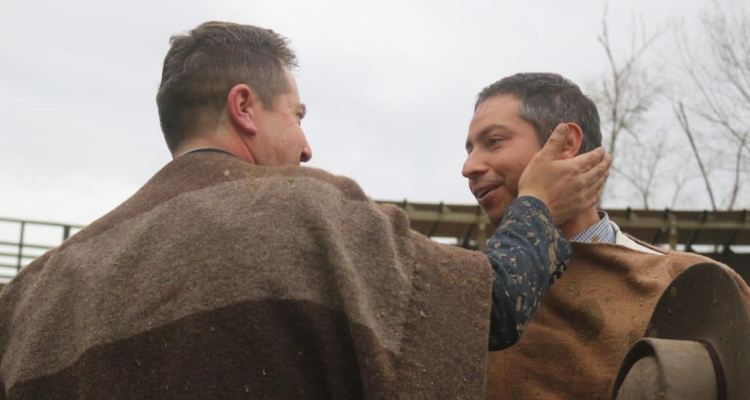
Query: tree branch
674 102 718 211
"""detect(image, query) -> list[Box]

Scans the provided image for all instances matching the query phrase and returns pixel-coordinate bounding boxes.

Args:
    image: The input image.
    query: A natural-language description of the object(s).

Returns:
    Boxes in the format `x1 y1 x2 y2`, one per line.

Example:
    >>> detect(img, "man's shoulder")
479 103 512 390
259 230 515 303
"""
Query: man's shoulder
153 154 377 215
616 231 665 255
59 155 374 251
174 153 370 202
605 221 665 255
615 223 750 293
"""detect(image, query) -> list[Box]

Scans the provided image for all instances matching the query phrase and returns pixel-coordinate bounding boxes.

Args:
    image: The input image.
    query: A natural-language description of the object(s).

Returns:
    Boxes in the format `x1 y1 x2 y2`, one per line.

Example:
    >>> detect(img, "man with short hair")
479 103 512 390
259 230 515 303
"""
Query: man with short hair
464 72 750 400
156 22 312 164
0 25 609 399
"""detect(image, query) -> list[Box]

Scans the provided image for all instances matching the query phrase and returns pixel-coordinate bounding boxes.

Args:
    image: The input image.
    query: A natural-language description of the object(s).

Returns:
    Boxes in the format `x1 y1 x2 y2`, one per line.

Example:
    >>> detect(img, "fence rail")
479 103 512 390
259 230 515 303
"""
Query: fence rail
2 204 750 285
0 217 83 285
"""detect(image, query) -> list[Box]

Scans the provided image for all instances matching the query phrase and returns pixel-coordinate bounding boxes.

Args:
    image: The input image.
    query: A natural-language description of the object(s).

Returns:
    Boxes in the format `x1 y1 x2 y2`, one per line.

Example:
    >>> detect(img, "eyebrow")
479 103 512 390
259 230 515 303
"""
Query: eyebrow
465 123 508 152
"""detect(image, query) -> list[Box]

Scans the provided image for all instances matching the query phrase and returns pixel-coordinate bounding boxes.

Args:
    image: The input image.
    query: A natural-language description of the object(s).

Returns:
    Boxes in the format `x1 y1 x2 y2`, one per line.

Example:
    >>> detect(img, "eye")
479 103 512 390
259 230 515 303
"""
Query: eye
488 136 506 147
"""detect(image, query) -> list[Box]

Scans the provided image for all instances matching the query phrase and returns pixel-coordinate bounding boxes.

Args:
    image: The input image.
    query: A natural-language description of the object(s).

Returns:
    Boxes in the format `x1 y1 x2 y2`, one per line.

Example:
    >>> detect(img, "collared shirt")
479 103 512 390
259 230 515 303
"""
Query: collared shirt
483 196 571 351
180 148 236 157
570 211 616 244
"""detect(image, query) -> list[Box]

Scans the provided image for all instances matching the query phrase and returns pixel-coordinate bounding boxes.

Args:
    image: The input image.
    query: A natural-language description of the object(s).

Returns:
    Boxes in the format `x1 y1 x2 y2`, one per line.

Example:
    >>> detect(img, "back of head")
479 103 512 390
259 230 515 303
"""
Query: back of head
475 72 602 154
156 21 297 152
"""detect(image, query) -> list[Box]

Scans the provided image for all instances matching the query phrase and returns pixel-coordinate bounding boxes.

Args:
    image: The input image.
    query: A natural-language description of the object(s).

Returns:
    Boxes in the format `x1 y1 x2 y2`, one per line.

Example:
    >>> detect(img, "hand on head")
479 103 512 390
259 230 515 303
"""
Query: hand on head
518 123 612 225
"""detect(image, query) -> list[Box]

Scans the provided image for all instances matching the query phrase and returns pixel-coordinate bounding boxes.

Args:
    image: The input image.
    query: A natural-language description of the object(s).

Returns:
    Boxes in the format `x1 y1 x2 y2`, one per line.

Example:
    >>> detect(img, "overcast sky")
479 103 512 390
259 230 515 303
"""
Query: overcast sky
0 0 710 225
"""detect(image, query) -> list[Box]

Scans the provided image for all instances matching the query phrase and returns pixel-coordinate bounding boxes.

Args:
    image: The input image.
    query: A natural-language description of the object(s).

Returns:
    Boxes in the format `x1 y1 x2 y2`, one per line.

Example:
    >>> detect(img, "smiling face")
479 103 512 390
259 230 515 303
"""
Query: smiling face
462 94 543 226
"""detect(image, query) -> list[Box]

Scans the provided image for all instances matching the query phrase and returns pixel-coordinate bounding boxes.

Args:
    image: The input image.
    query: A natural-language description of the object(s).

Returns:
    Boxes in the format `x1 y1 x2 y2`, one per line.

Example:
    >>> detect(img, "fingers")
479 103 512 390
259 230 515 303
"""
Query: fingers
590 159 612 207
581 158 610 208
596 153 613 181
596 186 605 207
570 146 606 173
589 185 605 209
586 157 610 190
537 124 571 161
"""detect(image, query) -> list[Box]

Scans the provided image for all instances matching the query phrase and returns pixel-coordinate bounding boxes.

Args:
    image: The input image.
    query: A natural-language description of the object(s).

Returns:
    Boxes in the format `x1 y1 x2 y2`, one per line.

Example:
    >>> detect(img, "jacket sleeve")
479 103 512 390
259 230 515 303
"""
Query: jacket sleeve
483 196 571 351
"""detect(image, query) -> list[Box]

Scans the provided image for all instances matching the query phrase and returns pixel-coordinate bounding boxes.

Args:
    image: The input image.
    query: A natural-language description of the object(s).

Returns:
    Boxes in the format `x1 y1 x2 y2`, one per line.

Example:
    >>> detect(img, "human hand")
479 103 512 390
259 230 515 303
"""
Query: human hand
517 123 612 225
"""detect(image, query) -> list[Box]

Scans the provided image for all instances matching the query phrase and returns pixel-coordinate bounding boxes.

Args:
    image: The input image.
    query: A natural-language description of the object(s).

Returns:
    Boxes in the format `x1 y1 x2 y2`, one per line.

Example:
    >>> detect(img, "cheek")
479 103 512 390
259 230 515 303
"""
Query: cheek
492 161 531 196
512 151 538 179
295 128 309 148
488 157 527 184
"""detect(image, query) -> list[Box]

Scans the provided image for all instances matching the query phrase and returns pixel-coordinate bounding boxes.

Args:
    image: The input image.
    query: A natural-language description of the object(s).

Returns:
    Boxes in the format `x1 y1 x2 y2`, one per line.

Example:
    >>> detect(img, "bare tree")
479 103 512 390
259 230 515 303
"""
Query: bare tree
594 8 663 158
587 1 749 211
674 102 718 211
671 0 750 210
590 7 670 208
610 134 669 210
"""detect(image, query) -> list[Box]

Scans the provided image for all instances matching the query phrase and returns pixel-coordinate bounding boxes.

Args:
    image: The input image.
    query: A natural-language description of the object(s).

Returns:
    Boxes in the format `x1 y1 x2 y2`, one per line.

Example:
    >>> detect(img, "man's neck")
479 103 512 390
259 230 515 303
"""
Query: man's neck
172 134 255 164
558 207 601 239
173 137 221 158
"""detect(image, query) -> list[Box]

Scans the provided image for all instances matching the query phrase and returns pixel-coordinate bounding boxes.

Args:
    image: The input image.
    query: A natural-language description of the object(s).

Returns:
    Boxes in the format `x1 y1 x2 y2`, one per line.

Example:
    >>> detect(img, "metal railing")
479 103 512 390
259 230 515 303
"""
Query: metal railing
2 204 749 285
0 218 83 285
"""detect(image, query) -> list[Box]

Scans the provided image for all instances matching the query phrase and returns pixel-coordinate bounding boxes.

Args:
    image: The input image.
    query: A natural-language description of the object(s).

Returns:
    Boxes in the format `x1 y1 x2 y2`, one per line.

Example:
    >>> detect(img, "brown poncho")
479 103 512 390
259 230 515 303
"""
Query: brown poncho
0 152 493 399
485 235 750 400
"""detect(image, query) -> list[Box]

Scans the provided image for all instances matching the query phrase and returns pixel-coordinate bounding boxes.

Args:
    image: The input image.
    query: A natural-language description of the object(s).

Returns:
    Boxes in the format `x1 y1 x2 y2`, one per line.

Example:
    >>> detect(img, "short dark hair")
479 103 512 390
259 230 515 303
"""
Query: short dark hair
475 73 602 154
156 21 297 152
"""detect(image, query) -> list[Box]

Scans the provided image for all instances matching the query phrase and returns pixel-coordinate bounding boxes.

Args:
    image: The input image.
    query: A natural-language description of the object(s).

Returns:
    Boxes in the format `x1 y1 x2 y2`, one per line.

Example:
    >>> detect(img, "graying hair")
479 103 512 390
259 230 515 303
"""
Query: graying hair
475 73 602 154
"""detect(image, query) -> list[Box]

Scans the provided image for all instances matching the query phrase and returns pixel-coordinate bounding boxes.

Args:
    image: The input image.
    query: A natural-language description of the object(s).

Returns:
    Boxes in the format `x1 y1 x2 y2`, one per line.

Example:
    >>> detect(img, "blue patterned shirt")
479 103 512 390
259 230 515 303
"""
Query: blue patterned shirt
570 212 616 244
483 196 571 351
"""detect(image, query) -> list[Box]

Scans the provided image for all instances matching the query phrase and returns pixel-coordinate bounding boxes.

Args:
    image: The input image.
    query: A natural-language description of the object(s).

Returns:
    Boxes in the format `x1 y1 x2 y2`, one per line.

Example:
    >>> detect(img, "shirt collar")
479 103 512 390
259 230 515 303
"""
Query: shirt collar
179 148 236 158
570 211 616 244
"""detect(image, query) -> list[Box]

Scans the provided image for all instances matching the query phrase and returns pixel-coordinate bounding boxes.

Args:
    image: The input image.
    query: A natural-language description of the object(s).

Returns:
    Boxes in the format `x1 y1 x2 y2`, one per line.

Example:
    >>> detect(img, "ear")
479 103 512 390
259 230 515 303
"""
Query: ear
557 122 584 160
227 84 260 137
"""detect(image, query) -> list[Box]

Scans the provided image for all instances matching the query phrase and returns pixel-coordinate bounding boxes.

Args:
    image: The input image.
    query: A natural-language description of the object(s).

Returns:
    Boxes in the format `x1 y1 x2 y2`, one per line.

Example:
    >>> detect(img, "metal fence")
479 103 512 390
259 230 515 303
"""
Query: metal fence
2 205 749 285
0 218 83 285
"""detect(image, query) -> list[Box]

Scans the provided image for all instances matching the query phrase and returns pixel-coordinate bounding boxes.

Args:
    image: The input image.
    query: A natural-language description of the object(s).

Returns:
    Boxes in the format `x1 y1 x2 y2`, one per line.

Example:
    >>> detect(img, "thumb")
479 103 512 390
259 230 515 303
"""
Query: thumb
537 123 570 160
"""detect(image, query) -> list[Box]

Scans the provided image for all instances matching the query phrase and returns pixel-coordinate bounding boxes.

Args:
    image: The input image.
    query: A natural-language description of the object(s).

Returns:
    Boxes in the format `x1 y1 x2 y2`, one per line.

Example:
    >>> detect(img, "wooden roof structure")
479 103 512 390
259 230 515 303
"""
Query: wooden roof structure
376 200 750 281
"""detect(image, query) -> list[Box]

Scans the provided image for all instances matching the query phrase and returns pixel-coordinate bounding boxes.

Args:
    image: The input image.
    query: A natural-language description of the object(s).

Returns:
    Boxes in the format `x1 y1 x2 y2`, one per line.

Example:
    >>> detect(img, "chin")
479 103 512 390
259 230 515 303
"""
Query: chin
484 207 508 228
485 209 506 228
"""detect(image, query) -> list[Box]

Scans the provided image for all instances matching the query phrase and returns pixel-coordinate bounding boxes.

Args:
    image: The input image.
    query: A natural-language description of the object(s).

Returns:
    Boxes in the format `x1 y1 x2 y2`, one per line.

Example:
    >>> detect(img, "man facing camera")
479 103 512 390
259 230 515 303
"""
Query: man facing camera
463 72 750 400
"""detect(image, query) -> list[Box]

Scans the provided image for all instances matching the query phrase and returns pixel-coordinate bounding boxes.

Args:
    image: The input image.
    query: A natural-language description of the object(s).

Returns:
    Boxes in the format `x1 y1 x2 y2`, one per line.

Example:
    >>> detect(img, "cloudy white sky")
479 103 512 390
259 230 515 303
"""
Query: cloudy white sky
1 0 710 225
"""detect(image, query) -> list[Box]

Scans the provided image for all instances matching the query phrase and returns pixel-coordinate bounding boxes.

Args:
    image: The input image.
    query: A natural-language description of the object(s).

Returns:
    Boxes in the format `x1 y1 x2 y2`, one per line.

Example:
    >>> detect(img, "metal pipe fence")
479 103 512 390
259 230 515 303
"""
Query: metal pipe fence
0 218 83 285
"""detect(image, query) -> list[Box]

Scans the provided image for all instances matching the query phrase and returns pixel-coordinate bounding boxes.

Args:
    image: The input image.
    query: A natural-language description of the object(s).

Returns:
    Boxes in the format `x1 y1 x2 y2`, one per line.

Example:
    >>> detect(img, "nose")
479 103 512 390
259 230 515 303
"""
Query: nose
300 137 313 163
462 151 488 180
